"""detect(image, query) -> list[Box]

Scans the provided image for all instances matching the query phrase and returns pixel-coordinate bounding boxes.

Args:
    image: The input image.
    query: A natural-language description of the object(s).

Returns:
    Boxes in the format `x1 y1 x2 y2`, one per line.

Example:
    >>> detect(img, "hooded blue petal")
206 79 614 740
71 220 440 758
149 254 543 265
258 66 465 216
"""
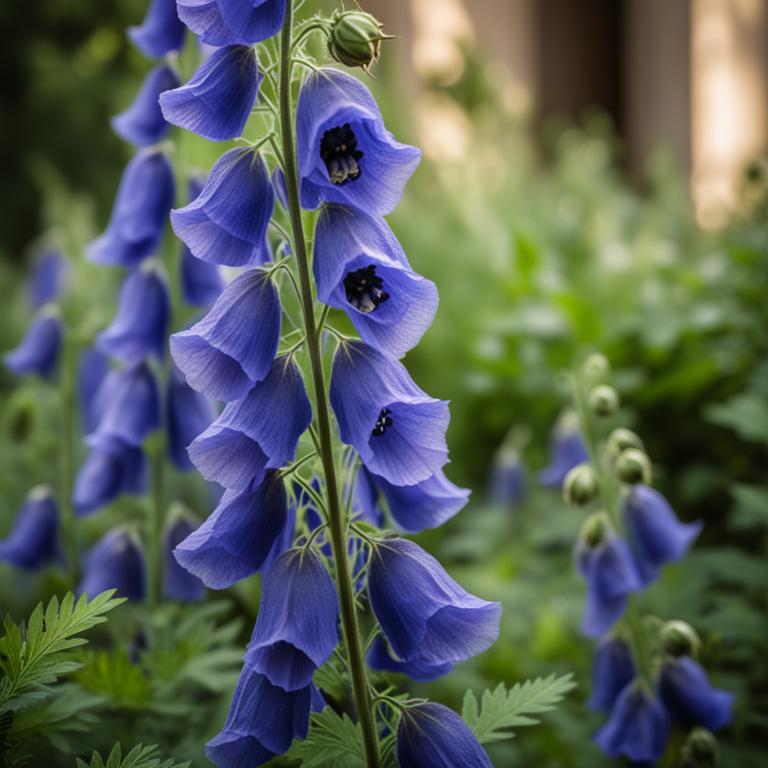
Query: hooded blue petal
330 342 449 486
272 166 288 210
368 538 500 667
595 684 669 762
489 447 527 508
78 347 110 434
314 206 437 357
659 656 733 731
128 0 186 58
189 357 311 489
171 149 274 267
159 46 261 141
297 68 421 214
3 310 62 379
77 529 146 601
96 263 170 364
173 472 287 588
26 247 69 308
166 366 215 471
623 485 703 585
164 516 206 601
397 702 492 768
178 0 287 47
538 424 589 488
170 268 281 401
87 149 175 267
587 637 635 712
367 636 453 682
261 501 296 573
0 487 60 570
245 548 339 691
112 63 180 147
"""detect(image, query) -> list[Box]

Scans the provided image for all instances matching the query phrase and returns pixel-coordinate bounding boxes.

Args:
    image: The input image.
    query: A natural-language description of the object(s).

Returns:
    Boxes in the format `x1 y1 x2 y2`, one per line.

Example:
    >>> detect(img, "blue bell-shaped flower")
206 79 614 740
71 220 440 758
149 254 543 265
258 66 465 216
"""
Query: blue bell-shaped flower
0 486 60 570
77 528 146 601
396 702 492 768
26 246 69 309
188 357 311 490
160 46 261 141
3 308 62 379
170 148 274 266
128 0 186 58
78 346 110 434
587 636 635 712
171 268 281 402
166 366 215 471
314 205 437 357
173 472 288 588
329 341 449 486
367 636 453 682
163 514 205 602
297 68 421 214
538 415 589 488
87 149 175 267
177 0 287 47
488 445 527 508
261 499 297 574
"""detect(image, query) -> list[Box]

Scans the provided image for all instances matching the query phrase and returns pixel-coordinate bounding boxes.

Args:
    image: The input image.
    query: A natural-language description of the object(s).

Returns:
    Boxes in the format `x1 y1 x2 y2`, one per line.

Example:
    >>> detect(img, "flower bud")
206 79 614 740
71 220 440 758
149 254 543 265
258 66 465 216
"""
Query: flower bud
327 10 391 72
616 448 652 485
563 463 598 506
661 620 701 658
607 428 644 458
580 511 608 548
680 728 719 768
582 353 610 382
589 385 619 417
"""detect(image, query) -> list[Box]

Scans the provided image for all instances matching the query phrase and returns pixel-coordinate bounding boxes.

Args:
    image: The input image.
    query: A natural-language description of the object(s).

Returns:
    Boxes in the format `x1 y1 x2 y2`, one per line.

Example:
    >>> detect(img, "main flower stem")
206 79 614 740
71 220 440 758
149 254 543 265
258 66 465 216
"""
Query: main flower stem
278 6 380 767
60 333 79 586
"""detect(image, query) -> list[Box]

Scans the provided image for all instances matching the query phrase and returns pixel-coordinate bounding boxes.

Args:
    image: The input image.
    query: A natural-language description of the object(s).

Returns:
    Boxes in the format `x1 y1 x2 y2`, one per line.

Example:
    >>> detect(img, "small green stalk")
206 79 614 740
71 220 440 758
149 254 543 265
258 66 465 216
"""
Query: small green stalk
59 331 80 586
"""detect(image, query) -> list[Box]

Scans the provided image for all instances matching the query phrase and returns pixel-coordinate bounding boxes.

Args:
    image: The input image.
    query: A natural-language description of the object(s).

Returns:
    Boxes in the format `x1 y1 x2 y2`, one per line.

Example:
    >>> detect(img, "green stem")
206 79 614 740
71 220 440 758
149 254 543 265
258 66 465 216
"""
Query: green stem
278 5 381 766
59 332 79 586
147 426 166 608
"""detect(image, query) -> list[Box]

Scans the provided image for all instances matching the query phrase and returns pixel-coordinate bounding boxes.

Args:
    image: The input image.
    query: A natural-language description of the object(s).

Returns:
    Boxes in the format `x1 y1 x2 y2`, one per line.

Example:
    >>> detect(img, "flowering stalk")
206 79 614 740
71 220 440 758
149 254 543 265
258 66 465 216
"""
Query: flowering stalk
59 330 80 585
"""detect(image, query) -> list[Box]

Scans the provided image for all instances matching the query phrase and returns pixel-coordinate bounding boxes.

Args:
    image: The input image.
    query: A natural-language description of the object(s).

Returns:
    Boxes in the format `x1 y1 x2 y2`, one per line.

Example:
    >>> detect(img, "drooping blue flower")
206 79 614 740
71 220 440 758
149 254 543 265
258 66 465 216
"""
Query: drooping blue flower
188 357 311 490
622 485 703 585
261 500 296 574
3 309 62 379
128 0 186 58
330 342 449 486
396 702 492 768
272 166 288 210
96 263 170 364
587 636 635 712
164 515 205 602
595 684 669 763
177 0 287 47
368 539 500 668
171 149 274 267
170 268 280 401
112 63 180 147
367 636 453 682
87 149 175 267
173 472 287 588
0 486 60 570
538 419 589 488
314 205 437 357
77 528 146 601
159 46 261 141
73 435 148 516
166 366 215 471
488 446 527 508
205 662 311 768
78 347 110 434
245 548 339 691
659 656 733 731
26 247 69 308
296 68 421 214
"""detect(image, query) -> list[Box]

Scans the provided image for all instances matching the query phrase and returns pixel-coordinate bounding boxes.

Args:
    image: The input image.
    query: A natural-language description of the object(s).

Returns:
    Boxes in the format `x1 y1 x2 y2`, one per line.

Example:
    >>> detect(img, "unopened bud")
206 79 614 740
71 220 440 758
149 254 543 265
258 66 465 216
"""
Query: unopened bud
327 10 391 72
582 353 610 382
563 463 598 506
580 511 608 548
589 385 619 417
616 448 652 485
607 428 644 458
661 620 701 658
680 728 719 768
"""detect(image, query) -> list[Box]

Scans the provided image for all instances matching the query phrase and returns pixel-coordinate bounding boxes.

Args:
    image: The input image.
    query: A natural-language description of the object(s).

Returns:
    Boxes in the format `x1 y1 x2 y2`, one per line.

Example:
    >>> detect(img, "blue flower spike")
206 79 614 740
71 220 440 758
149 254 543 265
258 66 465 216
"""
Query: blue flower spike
587 636 635 712
129 0 186 58
166 366 215 472
538 413 589 488
3 308 62 379
0 486 60 570
77 528 147 602
178 0 288 47
164 513 206 602
26 246 69 309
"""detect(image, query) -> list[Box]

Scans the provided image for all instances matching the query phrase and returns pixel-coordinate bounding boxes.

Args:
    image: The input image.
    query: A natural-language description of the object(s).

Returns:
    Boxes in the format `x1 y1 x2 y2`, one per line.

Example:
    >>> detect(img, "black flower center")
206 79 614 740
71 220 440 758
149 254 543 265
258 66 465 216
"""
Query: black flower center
320 123 363 185
343 265 390 314
371 408 393 437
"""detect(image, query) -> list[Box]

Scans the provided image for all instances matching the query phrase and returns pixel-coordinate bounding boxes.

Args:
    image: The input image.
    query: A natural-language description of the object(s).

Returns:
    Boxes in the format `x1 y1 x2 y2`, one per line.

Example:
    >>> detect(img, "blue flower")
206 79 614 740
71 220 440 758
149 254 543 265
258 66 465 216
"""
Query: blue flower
587 636 635 712
77 347 110 434
26 246 69 308
329 341 449 486
296 68 421 214
128 0 186 58
595 684 669 762
173 472 288 588
188 357 311 490
177 0 287 47
538 418 589 488
272 166 288 209
261 499 297 574
112 63 180 147
170 268 281 401
396 702 492 768
367 636 452 681
313 205 437 357
659 656 733 731
205 662 311 768
166 366 215 471
368 539 500 668
171 148 274 267
245 548 339 691
159 46 261 141
77 528 146 601
73 435 148 516
0 486 60 570
488 446 526 508
163 515 205 602
87 149 175 267
96 263 170 364
623 485 703 584
3 309 62 379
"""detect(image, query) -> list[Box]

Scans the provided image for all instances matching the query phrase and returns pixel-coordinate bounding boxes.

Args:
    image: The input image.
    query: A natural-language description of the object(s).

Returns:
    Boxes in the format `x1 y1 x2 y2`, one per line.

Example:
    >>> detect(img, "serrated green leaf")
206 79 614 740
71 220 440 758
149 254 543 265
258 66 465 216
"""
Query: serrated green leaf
284 709 366 768
75 742 189 768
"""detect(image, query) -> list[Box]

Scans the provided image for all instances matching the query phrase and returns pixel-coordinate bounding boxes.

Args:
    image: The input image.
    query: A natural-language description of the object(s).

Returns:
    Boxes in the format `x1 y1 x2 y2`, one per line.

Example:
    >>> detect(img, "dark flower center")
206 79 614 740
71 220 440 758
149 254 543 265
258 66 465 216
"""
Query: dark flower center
343 265 390 314
371 408 393 437
320 123 363 185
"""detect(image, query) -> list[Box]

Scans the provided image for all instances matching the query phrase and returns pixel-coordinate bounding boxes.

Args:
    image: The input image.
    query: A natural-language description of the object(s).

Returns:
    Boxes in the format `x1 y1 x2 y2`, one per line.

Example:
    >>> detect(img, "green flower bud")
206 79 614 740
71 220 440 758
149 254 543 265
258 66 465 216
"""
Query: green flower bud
607 428 645 458
680 728 719 768
661 620 701 658
582 353 610 382
563 463 599 506
580 511 608 548
327 10 392 72
589 385 619 417
616 448 652 485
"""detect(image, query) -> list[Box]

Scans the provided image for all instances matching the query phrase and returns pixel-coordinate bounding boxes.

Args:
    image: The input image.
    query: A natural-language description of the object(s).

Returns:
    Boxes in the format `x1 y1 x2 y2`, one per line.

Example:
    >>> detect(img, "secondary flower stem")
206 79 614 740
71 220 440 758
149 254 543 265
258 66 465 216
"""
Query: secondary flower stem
60 332 79 586
278 5 381 766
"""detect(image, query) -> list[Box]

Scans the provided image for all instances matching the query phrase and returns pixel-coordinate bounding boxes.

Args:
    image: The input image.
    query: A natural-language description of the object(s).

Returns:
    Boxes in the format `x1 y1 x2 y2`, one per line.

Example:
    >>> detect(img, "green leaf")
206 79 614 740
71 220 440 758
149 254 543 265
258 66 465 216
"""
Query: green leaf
730 484 768 530
462 673 576 744
705 393 768 443
75 742 189 768
284 709 366 767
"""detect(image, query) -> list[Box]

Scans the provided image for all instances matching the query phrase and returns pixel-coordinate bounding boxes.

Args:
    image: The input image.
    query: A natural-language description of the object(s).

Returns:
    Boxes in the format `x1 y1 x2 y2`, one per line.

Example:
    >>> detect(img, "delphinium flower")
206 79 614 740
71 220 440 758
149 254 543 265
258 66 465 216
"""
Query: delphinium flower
3 307 62 379
538 410 589 488
77 528 146 601
163 512 205 601
488 433 527 509
26 245 69 309
0 486 61 570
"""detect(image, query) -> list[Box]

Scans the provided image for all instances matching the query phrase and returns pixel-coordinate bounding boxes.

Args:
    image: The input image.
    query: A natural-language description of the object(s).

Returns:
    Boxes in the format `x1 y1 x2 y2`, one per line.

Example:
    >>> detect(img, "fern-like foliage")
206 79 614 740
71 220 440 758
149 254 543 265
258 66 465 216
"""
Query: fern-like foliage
75 742 189 768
